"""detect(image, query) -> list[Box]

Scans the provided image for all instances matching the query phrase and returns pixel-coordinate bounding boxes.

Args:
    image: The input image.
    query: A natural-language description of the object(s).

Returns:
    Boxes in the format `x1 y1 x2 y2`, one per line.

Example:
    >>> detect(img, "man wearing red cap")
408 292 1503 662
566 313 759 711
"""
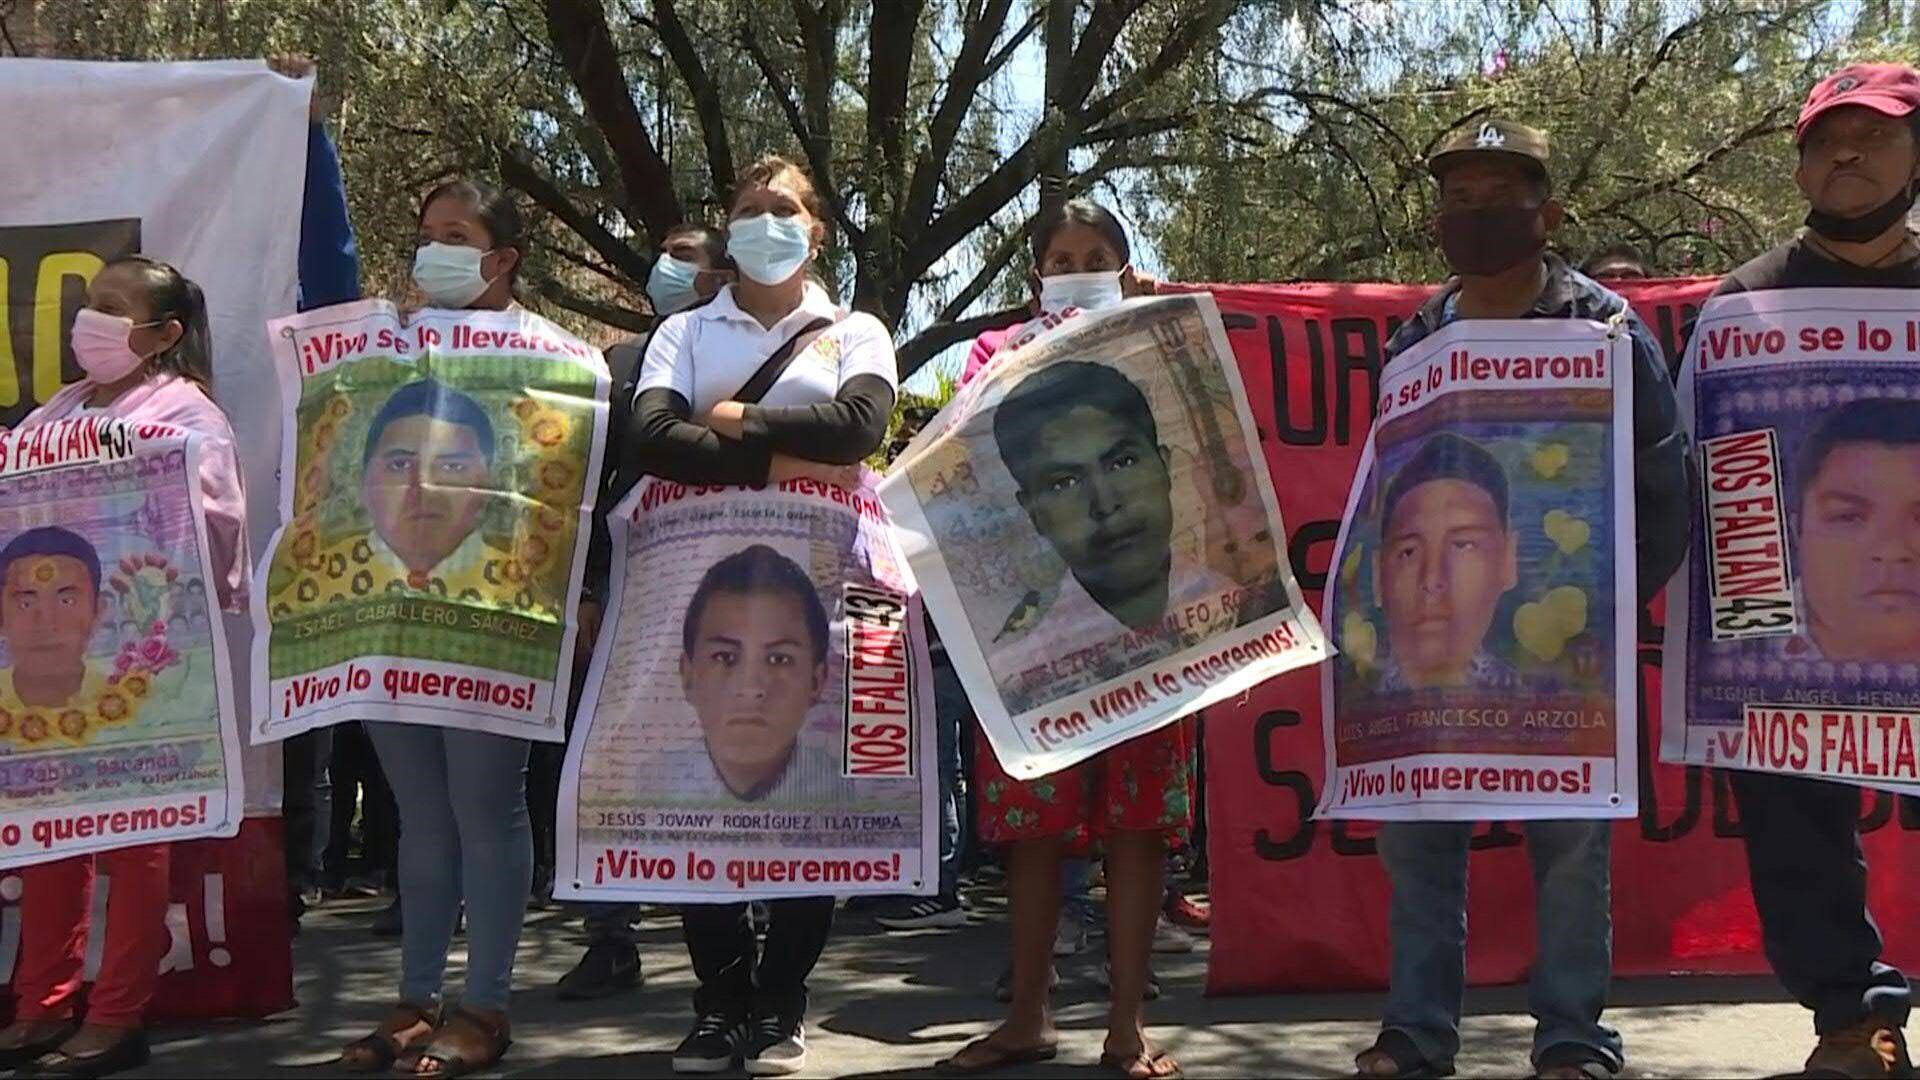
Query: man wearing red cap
1709 62 1920 1079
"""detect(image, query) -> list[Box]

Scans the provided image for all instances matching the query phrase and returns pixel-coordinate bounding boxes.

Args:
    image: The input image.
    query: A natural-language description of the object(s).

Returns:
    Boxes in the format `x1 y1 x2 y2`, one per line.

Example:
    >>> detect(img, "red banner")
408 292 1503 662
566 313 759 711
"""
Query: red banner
1203 277 1920 994
0 818 292 1022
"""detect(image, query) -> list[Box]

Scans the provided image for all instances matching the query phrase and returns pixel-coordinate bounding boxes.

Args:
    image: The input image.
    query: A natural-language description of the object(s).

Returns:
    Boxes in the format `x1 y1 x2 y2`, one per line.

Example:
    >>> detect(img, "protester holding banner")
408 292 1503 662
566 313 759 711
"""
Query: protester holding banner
551 221 732 1003
625 155 898 1077
262 54 370 932
0 256 246 1077
938 199 1191 1080
1679 64 1920 1080
1350 121 1690 1080
336 179 548 1079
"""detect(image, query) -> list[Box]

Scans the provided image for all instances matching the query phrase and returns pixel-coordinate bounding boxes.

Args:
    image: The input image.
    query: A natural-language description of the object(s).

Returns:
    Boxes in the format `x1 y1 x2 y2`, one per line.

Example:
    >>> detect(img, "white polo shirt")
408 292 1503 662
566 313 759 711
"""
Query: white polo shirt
636 282 899 412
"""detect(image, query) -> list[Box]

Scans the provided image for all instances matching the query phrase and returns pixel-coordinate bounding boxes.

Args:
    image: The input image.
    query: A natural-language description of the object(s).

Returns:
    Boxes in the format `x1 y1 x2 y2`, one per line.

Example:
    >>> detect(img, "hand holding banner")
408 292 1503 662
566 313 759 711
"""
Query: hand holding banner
1664 289 1920 793
1317 318 1639 820
881 294 1327 779
251 300 608 744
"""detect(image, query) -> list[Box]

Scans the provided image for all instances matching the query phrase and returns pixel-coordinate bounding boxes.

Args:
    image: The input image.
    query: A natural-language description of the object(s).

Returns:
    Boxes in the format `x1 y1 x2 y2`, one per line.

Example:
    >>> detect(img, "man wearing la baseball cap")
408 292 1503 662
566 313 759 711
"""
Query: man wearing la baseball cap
1350 119 1692 1080
1708 63 1920 1080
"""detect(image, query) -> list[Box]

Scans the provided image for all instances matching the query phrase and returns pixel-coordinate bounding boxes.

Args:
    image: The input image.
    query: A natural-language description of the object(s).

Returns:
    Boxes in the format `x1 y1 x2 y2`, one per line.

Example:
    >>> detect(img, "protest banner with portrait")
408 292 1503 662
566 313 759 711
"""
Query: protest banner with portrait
1316 318 1638 820
0 417 242 867
250 300 607 744
557 475 935 902
1664 289 1920 795
880 294 1327 779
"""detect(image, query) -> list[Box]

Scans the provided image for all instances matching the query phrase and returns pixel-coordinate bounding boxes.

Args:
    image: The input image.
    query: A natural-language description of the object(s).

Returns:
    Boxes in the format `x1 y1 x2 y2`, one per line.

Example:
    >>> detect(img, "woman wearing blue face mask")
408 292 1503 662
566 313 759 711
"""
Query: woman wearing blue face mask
631 156 900 1077
339 178 536 1080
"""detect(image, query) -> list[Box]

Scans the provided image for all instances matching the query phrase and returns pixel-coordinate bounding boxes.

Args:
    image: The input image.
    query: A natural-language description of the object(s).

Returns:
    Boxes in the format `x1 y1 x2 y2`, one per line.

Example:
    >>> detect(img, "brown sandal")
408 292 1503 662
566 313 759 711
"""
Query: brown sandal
340 1002 438 1072
1100 1048 1184 1079
410 1007 511 1079
936 1035 1059 1074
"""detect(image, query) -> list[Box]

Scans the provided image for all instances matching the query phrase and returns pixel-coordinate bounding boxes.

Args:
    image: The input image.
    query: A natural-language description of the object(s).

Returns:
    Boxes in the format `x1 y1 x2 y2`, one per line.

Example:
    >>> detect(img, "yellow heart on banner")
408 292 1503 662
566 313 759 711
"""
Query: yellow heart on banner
1542 509 1591 555
1531 443 1570 478
1543 584 1588 637
1514 601 1568 661
1341 611 1378 667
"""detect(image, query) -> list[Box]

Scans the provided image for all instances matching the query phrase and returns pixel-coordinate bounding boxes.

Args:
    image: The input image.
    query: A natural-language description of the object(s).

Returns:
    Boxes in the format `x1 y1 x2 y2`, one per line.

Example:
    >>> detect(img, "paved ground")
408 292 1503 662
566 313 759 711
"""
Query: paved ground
134 892 1821 1078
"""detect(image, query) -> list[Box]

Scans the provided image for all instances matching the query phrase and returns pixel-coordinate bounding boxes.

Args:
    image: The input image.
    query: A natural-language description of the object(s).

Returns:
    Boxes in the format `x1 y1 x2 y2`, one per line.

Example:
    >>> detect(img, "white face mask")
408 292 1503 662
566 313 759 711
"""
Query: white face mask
727 214 813 286
1038 270 1126 313
647 254 702 316
412 242 497 308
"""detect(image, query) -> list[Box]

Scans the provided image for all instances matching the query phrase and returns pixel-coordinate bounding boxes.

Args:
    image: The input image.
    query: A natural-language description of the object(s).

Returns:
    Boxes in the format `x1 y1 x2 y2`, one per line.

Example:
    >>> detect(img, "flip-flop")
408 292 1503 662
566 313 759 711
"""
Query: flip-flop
1099 1048 1184 1079
936 1036 1059 1075
1355 1029 1455 1079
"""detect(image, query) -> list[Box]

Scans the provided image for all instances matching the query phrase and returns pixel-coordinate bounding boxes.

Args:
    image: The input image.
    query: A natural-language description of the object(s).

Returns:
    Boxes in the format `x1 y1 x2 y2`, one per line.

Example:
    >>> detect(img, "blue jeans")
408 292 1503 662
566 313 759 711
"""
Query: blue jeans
931 656 967 897
1378 819 1621 1071
366 722 532 1012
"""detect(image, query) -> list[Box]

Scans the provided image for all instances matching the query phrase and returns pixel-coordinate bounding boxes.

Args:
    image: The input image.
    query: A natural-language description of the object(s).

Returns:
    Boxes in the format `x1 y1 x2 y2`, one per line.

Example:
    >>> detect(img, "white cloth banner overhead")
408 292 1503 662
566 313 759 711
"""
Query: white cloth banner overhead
0 59 309 812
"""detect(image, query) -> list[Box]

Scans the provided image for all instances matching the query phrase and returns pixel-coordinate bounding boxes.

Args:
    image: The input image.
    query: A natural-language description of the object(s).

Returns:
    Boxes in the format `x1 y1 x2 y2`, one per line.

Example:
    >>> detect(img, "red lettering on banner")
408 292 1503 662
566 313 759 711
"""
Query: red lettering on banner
842 584 913 777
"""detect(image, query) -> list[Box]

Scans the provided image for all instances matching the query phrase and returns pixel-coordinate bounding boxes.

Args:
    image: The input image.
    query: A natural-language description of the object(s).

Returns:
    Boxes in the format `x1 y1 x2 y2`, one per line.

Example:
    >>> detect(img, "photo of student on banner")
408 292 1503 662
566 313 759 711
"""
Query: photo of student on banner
1782 397 1920 663
354 379 515 592
984 361 1240 689
1370 433 1522 693
669 543 854 805
1 528 112 716
1329 377 1622 769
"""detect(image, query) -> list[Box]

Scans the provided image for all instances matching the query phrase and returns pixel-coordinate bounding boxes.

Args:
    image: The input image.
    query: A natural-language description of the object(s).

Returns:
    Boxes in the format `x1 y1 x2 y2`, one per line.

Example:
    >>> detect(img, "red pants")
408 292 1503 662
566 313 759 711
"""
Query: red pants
15 844 170 1028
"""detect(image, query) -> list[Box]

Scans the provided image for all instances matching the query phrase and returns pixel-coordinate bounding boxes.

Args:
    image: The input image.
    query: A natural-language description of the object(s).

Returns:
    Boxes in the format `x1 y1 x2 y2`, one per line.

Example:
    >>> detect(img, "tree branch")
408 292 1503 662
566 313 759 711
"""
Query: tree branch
897 305 1029 379
530 276 653 335
736 20 865 245
540 0 682 243
904 0 1019 230
655 0 736 197
500 148 654 286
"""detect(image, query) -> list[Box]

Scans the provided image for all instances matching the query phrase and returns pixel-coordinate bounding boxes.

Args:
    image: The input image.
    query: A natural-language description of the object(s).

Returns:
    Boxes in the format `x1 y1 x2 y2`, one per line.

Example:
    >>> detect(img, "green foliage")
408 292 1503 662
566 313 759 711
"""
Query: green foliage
1149 0 1920 285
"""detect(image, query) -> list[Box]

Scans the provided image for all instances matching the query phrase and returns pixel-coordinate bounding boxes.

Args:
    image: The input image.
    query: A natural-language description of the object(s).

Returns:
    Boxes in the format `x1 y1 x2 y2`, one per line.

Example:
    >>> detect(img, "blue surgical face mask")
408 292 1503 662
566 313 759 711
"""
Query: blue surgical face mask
647 254 702 316
727 214 812 286
412 242 496 308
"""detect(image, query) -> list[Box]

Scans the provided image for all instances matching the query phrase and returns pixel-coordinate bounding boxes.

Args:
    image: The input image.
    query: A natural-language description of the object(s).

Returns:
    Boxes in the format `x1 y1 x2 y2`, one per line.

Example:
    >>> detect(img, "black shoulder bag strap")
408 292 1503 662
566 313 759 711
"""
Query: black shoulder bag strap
733 315 834 405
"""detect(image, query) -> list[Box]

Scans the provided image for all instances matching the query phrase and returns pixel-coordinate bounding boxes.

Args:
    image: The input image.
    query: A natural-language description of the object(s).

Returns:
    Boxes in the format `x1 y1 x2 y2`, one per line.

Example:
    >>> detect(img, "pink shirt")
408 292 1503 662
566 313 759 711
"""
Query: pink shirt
20 374 249 613
959 325 1020 388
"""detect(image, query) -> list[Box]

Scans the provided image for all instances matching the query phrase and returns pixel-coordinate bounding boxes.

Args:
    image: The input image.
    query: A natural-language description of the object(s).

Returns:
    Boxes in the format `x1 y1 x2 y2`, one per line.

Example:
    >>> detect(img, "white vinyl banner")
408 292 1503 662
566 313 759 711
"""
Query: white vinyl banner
0 59 309 810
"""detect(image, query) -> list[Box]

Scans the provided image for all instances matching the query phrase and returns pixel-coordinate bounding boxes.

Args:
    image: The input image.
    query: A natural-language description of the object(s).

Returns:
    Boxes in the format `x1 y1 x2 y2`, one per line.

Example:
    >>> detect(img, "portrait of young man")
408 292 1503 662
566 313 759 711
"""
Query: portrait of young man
672 543 845 804
1371 432 1522 693
356 379 508 589
0 527 108 711
985 360 1236 690
1785 397 1920 663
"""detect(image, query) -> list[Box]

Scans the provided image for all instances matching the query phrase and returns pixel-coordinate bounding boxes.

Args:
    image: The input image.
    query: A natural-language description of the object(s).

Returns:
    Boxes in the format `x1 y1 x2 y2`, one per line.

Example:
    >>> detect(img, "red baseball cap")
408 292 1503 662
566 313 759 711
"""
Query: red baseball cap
1797 63 1920 144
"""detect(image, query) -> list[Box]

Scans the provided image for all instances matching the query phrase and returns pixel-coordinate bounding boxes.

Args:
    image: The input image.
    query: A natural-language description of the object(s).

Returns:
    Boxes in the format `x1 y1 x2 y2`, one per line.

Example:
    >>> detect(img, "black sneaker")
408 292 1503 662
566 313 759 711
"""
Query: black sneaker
556 940 642 1001
370 898 402 937
873 894 967 931
672 1011 745 1074
743 1014 806 1076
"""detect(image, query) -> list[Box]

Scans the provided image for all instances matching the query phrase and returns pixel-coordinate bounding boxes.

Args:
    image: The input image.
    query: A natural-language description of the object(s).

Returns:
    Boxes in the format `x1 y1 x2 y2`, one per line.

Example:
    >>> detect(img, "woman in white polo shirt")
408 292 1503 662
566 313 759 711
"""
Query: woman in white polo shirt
632 155 898 1077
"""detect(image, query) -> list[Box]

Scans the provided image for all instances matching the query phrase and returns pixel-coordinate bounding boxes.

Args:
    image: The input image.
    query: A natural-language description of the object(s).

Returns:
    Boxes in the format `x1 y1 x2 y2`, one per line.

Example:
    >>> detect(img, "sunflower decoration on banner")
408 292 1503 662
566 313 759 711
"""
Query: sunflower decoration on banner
506 396 581 593
0 551 183 749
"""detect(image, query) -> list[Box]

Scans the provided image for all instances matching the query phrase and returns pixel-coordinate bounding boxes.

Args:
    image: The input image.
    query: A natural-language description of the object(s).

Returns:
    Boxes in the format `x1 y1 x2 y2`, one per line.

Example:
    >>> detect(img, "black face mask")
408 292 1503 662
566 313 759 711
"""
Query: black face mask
1805 181 1918 244
1437 205 1547 276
